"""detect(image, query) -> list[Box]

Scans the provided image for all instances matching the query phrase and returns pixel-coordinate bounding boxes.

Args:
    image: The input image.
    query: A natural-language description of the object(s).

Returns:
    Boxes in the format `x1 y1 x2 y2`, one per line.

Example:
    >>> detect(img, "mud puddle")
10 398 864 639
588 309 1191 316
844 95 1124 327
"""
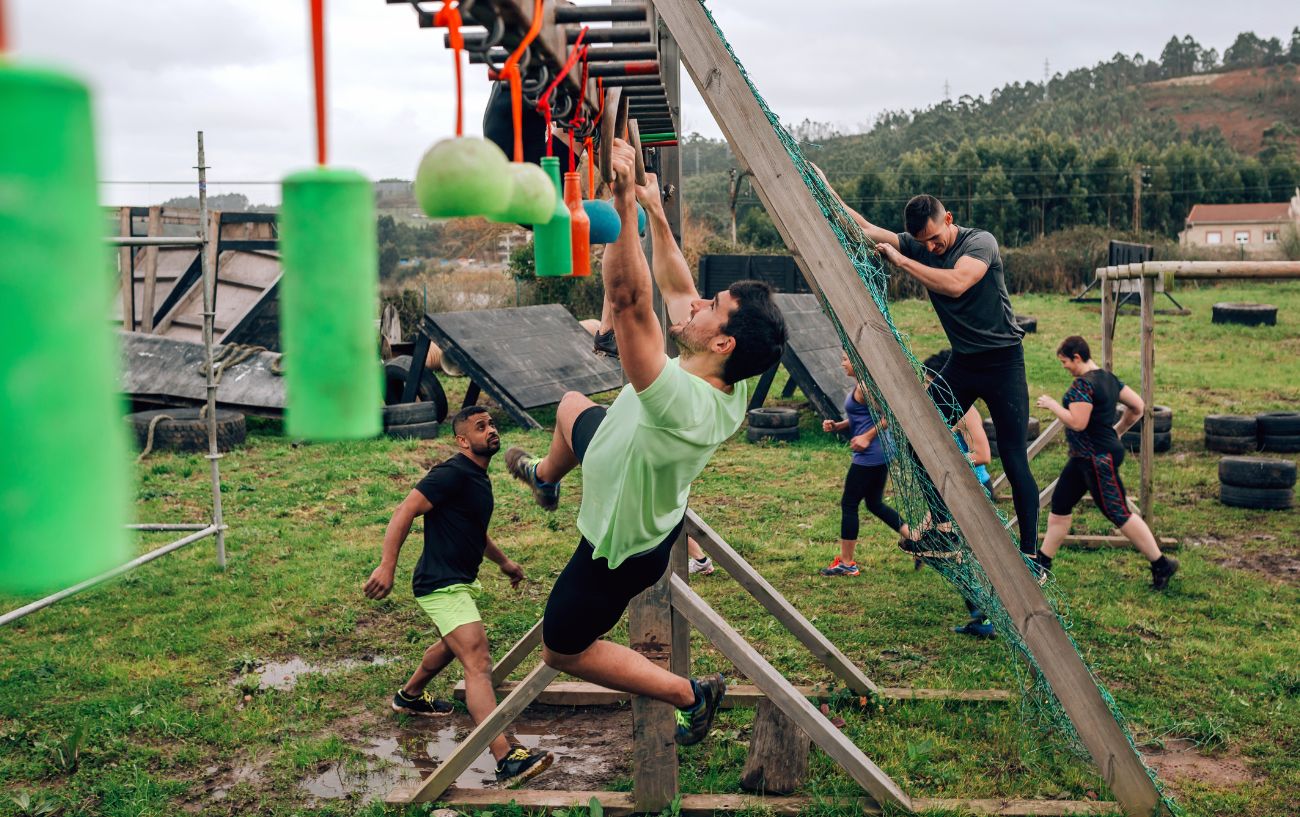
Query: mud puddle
233 655 396 692
1144 738 1258 792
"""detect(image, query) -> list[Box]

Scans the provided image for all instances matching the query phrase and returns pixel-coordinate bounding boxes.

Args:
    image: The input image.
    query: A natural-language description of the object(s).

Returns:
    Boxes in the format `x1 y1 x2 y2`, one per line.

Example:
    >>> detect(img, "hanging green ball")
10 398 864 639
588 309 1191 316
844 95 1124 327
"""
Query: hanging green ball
490 162 555 225
0 64 132 593
414 137 511 219
279 167 383 440
584 198 621 244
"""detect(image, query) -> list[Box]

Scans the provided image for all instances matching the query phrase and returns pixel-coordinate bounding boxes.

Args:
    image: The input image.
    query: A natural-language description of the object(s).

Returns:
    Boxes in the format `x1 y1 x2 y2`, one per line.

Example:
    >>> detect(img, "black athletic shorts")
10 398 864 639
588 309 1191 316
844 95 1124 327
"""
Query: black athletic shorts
543 403 683 655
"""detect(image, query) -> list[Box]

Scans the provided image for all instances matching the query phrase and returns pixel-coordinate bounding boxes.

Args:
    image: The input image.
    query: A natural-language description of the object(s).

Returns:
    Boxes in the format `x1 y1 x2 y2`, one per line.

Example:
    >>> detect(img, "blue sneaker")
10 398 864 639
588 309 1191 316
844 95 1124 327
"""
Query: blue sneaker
953 618 995 639
819 556 860 577
505 447 560 511
674 673 726 746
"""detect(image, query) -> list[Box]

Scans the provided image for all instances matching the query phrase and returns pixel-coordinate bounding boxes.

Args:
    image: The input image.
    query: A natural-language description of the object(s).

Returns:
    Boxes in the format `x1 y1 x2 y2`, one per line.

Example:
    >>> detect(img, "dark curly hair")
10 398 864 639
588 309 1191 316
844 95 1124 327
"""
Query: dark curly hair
720 280 787 385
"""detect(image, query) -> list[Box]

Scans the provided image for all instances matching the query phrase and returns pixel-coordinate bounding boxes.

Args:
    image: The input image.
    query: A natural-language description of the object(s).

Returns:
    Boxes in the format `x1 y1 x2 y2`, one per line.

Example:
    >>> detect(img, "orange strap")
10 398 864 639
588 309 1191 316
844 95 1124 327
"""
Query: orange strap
432 2 465 136
0 0 9 53
310 0 327 165
497 0 544 162
585 136 595 197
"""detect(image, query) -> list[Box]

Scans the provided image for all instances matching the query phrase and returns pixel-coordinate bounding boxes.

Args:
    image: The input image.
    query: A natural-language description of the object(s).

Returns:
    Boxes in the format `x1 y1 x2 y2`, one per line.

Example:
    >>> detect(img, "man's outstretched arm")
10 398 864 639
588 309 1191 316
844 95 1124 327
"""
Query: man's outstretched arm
810 163 899 249
636 173 697 326
604 139 667 392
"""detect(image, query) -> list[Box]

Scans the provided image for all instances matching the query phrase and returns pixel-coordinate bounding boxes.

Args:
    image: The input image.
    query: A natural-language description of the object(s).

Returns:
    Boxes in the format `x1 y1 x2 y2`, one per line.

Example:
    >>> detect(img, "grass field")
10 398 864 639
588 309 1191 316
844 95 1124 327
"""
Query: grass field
2 282 1299 817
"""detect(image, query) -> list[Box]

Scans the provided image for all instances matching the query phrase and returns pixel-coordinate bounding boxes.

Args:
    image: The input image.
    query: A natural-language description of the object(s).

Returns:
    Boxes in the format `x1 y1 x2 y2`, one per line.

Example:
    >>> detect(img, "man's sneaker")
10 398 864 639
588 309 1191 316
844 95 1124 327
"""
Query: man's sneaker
504 447 560 511
391 688 454 717
495 745 554 787
689 556 715 575
593 328 619 359
674 673 726 746
953 617 995 639
819 556 860 577
1151 556 1179 590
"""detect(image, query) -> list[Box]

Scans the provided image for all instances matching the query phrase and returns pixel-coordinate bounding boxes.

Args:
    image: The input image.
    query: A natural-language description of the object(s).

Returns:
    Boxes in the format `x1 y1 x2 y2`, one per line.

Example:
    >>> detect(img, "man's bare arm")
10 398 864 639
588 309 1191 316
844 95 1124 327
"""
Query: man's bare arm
876 244 987 298
810 163 899 248
364 488 433 599
637 172 697 325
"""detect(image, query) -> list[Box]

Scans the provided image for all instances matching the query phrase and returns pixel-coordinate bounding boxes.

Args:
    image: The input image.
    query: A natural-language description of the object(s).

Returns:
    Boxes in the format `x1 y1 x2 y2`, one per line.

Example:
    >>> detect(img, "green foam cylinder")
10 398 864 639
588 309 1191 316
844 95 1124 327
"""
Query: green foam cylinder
532 157 572 277
279 167 383 440
0 64 133 593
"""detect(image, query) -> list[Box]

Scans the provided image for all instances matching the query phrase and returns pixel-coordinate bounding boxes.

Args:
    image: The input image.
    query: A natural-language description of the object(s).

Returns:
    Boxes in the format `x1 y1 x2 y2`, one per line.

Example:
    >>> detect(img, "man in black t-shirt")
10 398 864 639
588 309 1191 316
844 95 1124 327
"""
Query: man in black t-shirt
363 406 553 787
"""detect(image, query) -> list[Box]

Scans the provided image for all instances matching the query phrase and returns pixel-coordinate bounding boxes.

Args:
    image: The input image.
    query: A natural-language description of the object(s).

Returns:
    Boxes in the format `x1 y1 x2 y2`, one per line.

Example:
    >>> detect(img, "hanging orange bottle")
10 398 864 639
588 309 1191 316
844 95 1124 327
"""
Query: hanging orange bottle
563 171 591 277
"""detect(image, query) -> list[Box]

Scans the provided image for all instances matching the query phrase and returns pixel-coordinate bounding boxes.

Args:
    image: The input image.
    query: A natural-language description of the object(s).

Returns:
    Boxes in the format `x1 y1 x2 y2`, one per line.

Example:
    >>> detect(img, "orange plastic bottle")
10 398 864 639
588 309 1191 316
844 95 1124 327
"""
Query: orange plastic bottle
563 171 591 277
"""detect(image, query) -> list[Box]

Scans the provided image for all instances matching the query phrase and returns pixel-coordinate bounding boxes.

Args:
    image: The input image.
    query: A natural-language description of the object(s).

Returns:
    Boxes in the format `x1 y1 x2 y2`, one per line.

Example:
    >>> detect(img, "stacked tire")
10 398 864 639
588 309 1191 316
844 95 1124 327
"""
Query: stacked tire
1205 414 1258 454
983 416 1041 459
1218 456 1295 510
1212 302 1277 327
383 354 448 440
1013 314 1038 334
126 408 247 454
383 401 441 440
1258 412 1300 453
1122 405 1173 453
747 407 800 443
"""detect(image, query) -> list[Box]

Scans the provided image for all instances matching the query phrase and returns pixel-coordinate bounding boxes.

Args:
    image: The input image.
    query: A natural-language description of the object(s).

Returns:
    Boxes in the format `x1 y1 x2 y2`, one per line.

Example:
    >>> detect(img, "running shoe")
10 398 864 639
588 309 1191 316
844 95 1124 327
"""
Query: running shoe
674 673 726 746
1150 556 1179 590
593 328 619 359
953 618 995 639
689 556 715 575
504 447 560 511
495 745 554 787
819 556 860 577
391 688 454 717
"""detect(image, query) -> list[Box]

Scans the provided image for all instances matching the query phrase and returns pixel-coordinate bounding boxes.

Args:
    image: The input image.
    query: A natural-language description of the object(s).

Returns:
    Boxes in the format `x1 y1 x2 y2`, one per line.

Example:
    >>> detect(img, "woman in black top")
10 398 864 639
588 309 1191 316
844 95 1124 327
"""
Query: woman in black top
1034 336 1178 589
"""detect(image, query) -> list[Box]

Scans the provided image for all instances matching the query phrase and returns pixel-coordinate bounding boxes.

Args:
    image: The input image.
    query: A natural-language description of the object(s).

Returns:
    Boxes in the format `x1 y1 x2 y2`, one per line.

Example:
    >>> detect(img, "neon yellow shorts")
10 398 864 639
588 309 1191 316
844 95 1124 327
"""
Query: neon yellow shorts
415 580 483 639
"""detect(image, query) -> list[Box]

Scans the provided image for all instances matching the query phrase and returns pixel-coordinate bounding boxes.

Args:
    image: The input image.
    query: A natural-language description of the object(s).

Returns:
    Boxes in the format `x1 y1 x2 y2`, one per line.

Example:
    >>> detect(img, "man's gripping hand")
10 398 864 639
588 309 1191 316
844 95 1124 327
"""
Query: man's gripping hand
610 138 638 203
363 564 395 600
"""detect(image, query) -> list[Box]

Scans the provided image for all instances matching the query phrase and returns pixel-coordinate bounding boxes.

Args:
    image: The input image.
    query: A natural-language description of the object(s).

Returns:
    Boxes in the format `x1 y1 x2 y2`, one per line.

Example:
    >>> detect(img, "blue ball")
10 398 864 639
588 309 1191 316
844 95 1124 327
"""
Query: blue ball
584 199 621 244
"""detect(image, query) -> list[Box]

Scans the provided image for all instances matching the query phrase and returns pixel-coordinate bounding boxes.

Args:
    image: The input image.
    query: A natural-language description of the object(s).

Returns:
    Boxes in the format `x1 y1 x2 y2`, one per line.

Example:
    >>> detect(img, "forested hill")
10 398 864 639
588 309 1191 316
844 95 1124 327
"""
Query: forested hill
685 28 1300 248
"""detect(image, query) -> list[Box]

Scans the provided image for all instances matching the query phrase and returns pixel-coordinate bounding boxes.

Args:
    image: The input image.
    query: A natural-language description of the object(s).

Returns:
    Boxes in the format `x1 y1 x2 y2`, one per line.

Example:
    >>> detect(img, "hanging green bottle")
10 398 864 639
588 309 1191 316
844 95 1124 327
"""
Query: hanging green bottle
0 63 132 593
532 156 571 277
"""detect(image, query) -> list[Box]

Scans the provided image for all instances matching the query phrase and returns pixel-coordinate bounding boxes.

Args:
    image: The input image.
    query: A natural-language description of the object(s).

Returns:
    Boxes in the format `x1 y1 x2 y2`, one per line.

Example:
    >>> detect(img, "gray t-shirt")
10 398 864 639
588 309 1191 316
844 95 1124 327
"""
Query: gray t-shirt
896 226 1023 355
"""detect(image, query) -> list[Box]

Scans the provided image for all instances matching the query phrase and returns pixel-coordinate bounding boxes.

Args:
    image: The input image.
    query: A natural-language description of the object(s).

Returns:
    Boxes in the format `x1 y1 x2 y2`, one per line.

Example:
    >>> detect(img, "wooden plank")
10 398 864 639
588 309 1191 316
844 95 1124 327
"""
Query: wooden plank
652 3 1163 813
388 661 561 803
140 206 162 332
118 208 134 330
121 332 285 415
669 575 911 810
746 362 779 411
431 789 1118 816
491 618 544 685
1101 272 1115 373
685 509 879 696
454 680 1013 706
670 531 690 676
627 565 677 811
1140 277 1155 524
991 418 1063 493
1064 535 1179 551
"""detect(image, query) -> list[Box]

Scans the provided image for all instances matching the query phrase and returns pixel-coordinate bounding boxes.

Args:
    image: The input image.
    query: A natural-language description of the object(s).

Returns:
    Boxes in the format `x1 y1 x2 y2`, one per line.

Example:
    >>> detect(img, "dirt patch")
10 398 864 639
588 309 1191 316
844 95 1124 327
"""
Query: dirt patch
1145 738 1259 794
302 705 632 803
1213 550 1300 586
231 655 397 693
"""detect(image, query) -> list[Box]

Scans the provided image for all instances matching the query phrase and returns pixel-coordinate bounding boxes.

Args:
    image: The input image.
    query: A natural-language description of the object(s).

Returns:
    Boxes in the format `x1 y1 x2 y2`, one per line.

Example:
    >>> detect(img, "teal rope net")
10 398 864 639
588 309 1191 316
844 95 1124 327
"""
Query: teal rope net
692 2 1179 812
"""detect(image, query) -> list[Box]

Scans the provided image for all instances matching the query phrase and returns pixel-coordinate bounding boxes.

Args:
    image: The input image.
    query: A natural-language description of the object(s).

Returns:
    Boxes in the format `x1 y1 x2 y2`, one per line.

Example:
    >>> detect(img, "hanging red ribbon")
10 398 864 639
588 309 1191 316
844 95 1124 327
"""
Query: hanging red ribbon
536 27 589 157
310 0 327 165
493 0 544 162
432 2 465 136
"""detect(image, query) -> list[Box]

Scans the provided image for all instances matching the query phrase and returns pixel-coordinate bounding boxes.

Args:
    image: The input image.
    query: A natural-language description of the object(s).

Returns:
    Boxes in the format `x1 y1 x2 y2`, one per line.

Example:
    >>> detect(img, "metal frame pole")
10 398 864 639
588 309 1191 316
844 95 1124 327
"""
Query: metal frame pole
197 131 227 568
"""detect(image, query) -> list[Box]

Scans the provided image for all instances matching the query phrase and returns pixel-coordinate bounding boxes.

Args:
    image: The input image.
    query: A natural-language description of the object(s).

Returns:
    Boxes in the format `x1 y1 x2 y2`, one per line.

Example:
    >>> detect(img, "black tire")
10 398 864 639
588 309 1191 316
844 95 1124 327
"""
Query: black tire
126 408 246 454
386 420 441 440
746 426 800 443
1212 302 1277 327
383 355 449 423
1130 405 1173 435
747 407 800 429
1218 456 1297 489
1204 414 1257 437
982 416 1040 440
988 439 999 460
383 401 441 427
1219 483 1294 510
1013 314 1038 333
1205 433 1259 454
1260 434 1300 453
1122 430 1171 453
1027 416 1041 440
1257 412 1300 436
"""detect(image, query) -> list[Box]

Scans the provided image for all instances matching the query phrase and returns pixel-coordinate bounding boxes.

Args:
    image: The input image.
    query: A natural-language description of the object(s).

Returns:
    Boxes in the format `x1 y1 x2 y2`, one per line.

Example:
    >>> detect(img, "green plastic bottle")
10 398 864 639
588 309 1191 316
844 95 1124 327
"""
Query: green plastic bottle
532 157 572 277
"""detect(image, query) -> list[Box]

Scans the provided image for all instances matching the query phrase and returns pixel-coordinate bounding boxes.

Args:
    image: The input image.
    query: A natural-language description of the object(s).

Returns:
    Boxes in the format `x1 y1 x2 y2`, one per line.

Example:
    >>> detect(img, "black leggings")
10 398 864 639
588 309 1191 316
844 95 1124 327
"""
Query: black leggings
840 463 903 540
928 345 1039 554
1051 451 1132 528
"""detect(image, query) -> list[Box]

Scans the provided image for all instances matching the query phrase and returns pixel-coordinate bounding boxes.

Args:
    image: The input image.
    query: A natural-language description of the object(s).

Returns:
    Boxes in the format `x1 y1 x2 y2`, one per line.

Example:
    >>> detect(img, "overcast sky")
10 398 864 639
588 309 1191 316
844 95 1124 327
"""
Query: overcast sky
9 1 1295 205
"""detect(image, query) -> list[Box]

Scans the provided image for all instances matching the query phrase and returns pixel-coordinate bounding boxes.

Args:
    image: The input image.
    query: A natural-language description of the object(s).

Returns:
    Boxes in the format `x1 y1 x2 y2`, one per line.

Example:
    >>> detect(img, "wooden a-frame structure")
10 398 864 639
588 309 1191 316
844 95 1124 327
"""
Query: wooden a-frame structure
383 1 1170 815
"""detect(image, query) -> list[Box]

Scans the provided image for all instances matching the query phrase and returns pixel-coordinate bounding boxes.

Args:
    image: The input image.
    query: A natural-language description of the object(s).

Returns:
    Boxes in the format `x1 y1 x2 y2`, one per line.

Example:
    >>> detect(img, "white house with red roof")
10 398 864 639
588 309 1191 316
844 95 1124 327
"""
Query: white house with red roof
1179 189 1300 256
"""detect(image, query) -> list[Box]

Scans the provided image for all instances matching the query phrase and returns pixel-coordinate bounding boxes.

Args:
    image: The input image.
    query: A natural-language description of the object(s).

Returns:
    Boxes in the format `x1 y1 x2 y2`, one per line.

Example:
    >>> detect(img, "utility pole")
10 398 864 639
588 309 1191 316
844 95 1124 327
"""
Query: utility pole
1132 165 1143 233
943 79 950 100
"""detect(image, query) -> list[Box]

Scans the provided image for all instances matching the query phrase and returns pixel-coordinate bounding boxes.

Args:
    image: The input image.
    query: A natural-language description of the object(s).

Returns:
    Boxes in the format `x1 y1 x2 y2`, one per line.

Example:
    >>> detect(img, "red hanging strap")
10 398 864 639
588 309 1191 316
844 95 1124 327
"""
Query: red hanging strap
309 0 327 165
492 0 544 162
0 0 9 54
585 136 595 197
432 2 465 136
536 27 589 158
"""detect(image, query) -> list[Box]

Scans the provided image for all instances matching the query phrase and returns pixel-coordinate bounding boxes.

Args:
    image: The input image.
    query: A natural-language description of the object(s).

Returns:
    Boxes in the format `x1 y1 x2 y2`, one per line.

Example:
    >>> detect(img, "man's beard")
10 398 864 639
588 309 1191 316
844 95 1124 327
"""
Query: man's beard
668 321 706 354
471 438 501 456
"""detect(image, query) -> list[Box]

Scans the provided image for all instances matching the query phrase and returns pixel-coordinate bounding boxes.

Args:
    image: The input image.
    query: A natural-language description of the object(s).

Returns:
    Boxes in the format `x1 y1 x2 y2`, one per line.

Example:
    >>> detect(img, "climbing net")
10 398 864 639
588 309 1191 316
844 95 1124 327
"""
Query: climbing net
693 2 1178 810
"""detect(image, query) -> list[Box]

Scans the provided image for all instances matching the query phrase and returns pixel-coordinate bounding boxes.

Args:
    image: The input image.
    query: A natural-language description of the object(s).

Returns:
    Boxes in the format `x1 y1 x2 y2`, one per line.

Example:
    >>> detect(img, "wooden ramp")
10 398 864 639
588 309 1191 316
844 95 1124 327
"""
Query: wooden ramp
419 305 625 429
749 293 850 420
155 250 282 348
121 332 284 416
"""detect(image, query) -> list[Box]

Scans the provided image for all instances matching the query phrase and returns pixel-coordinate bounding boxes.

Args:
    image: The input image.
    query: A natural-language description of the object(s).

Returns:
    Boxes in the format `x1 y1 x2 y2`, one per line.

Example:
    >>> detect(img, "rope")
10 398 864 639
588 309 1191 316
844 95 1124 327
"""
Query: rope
136 414 174 462
310 0 327 165
433 1 464 135
494 0 544 162
536 27 588 157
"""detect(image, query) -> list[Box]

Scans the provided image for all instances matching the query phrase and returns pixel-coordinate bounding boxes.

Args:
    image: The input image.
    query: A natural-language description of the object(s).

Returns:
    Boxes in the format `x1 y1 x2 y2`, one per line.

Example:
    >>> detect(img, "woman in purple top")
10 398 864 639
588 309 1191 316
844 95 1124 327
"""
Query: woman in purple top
819 351 911 576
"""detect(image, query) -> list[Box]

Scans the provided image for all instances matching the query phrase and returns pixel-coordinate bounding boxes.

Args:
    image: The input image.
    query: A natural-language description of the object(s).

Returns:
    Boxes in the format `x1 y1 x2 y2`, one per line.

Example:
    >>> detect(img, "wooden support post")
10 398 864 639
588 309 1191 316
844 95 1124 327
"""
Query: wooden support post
1140 276 1155 523
685 509 879 695
387 661 560 803
118 208 134 330
491 618 544 685
141 206 162 332
1101 271 1115 374
670 529 690 676
457 679 1012 707
740 697 811 794
670 575 911 810
628 567 678 812
991 418 1063 493
652 3 1164 813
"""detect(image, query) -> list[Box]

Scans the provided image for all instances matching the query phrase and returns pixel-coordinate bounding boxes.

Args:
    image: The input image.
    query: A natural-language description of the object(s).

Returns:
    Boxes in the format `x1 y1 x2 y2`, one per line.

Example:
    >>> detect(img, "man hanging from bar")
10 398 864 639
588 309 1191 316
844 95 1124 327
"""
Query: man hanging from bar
503 138 787 745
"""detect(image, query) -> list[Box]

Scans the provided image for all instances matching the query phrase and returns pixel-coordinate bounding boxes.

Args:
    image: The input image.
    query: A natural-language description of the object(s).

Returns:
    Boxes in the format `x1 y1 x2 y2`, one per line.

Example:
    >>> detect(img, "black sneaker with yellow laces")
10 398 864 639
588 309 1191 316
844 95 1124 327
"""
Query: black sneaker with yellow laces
391 688 454 717
495 745 554 787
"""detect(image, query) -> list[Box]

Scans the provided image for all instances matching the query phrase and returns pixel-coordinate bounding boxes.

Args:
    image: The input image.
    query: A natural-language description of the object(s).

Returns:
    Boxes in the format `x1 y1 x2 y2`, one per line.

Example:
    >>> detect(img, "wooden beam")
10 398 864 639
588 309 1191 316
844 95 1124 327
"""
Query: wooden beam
627 566 677 811
387 661 560 803
669 575 911 810
685 509 880 696
118 208 134 330
991 418 1063 493
1097 260 1300 280
432 789 1118 816
1064 534 1179 551
140 206 162 332
1101 272 1115 374
492 618 544 686
1139 277 1155 524
454 679 1014 706
652 3 1163 814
